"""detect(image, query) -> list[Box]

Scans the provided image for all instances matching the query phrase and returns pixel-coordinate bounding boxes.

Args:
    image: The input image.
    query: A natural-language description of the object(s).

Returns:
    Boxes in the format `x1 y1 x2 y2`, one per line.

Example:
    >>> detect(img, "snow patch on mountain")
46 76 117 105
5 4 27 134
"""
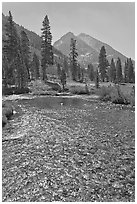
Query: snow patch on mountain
55 40 63 47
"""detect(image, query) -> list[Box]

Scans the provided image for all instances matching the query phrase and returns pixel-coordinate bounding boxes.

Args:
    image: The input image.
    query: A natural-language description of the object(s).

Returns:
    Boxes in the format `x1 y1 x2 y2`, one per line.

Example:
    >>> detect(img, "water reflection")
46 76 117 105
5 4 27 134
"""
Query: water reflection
20 96 88 109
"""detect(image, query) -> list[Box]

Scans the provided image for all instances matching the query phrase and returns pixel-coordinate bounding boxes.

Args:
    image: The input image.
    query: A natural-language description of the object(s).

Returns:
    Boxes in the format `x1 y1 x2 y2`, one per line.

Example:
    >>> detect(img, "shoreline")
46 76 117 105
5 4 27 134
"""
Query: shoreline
2 93 100 102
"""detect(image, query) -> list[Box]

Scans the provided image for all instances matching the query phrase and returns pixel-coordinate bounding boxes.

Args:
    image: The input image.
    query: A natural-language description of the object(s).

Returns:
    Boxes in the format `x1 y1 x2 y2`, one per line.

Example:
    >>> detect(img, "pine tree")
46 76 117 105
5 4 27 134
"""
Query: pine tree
13 44 28 89
63 58 69 77
2 55 9 87
31 53 40 80
20 30 31 80
57 63 61 79
95 68 99 88
128 58 135 83
116 57 123 83
98 46 108 82
88 63 94 81
81 67 84 82
124 59 128 83
41 15 53 81
3 11 19 62
106 59 110 82
69 38 78 81
60 68 66 91
77 63 81 81
109 58 116 82
3 11 20 84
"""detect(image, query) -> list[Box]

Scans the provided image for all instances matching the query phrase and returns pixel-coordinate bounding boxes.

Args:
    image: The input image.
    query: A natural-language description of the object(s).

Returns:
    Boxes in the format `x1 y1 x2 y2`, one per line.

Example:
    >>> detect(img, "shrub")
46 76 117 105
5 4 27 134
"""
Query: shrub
129 96 135 107
97 86 113 101
69 85 90 95
111 95 129 105
90 87 96 94
122 88 135 107
14 87 30 94
111 85 129 105
2 87 12 95
97 85 134 106
85 84 90 95
2 87 30 95
31 90 57 96
29 80 52 95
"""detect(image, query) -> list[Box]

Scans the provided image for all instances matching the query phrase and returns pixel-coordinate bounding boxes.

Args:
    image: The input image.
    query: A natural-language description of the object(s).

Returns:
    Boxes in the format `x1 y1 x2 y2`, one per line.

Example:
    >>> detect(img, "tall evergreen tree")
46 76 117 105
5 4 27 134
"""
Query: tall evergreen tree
128 58 135 83
3 11 28 89
3 11 19 62
3 11 20 84
63 58 69 77
60 68 66 91
77 63 82 81
69 38 78 81
41 15 53 80
2 55 9 87
31 53 40 80
15 50 28 88
109 58 116 82
95 68 99 88
88 63 94 81
124 59 128 83
81 67 84 82
20 30 31 80
57 63 61 79
116 57 123 83
98 46 108 82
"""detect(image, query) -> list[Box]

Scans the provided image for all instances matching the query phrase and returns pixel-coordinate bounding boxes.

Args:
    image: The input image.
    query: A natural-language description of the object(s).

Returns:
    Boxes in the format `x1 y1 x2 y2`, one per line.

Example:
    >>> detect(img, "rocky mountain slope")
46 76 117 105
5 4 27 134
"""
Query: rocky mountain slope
54 32 134 68
54 32 98 68
78 33 128 65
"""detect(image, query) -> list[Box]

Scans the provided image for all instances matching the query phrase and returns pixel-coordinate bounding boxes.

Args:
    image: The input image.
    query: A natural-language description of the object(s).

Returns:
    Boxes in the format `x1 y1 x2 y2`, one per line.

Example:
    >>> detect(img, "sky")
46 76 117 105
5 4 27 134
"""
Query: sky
2 2 135 59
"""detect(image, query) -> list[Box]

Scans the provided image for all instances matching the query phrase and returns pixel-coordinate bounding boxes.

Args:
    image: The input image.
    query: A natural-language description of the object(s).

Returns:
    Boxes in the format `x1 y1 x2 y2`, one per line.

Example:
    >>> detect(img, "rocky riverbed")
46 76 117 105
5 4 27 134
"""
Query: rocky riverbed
2 96 135 202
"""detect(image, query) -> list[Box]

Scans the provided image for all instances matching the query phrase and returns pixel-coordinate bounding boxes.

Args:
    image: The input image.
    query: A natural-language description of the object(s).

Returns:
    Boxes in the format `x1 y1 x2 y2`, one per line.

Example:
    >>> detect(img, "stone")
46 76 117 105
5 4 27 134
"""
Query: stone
2 114 7 127
46 81 62 92
2 102 13 119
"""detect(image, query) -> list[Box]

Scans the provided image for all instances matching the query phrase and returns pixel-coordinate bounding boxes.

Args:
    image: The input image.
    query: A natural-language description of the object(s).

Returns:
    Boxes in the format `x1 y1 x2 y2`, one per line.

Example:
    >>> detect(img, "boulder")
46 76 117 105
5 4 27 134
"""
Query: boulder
2 103 13 120
46 81 62 92
2 113 8 127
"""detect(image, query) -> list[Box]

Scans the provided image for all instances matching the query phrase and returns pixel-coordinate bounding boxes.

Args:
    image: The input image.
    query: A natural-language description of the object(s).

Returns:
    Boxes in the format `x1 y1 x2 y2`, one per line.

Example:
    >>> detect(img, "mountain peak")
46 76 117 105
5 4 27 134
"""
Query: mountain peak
78 33 98 41
78 33 88 37
53 32 77 55
63 31 75 38
66 31 74 35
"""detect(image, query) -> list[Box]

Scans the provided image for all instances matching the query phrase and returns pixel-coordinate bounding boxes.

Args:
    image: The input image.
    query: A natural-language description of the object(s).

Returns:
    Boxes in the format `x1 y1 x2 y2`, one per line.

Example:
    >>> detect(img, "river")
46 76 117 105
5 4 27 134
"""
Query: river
2 96 135 202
